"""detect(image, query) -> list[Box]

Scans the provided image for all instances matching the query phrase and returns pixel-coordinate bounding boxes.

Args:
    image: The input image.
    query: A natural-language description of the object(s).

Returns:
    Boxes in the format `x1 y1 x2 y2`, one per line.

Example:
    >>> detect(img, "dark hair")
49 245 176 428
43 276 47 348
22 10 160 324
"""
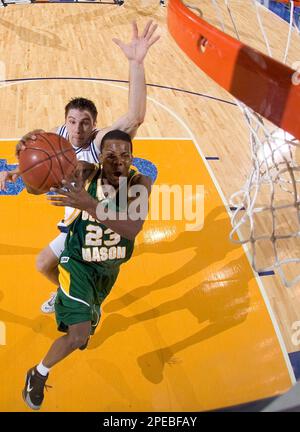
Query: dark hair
65 97 98 122
100 129 133 153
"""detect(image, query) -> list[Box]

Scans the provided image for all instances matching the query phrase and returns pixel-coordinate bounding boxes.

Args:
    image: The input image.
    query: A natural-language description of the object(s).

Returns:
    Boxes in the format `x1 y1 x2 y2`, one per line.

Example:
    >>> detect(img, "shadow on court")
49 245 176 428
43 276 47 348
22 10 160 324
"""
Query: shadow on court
0 18 67 51
104 206 239 312
0 243 40 255
89 206 252 383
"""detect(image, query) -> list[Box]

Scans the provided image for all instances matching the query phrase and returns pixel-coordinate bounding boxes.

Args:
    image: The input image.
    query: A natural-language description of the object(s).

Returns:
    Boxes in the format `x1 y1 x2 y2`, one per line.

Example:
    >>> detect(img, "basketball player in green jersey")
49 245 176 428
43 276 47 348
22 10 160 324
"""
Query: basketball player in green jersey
22 129 151 411
0 20 159 312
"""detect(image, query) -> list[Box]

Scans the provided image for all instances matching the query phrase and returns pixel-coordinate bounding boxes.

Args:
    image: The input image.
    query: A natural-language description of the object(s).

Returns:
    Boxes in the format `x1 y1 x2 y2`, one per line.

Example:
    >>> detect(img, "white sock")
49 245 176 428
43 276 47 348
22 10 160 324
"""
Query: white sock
37 361 50 377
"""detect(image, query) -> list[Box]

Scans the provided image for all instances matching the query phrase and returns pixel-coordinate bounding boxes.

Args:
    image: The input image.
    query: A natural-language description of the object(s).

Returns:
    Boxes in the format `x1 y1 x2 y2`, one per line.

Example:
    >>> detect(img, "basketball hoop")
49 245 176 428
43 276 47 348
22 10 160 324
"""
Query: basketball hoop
168 0 300 286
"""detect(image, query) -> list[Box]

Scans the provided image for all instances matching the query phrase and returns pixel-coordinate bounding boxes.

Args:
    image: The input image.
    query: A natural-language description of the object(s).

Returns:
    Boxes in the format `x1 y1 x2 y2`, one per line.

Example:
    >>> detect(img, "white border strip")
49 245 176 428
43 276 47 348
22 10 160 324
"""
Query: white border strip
0 138 21 142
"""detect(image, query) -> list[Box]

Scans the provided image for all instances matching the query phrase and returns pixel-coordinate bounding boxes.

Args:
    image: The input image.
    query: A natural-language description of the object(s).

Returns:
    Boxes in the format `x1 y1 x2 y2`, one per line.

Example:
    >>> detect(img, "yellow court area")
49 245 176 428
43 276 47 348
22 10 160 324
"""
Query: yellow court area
0 138 293 411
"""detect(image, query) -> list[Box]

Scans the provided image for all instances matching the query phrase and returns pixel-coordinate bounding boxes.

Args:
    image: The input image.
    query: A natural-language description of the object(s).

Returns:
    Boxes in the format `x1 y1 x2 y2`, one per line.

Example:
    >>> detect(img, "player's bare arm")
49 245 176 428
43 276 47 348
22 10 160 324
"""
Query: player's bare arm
94 21 160 148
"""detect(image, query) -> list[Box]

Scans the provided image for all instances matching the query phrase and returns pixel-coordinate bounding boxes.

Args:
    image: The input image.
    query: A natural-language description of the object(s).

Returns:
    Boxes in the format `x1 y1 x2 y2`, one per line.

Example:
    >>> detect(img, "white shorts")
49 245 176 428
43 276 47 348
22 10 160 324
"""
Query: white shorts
49 232 68 258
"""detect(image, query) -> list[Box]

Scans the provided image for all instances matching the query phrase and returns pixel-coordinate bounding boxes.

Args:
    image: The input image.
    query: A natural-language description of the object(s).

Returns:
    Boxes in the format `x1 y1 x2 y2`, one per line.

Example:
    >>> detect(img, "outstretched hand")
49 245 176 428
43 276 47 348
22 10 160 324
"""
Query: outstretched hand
0 170 20 191
113 20 160 64
48 179 97 212
16 129 45 158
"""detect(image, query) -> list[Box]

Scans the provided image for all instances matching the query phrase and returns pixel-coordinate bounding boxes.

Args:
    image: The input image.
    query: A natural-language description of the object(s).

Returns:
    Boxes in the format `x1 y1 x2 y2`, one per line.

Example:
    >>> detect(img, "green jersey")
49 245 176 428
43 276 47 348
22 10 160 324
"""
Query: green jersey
62 168 137 271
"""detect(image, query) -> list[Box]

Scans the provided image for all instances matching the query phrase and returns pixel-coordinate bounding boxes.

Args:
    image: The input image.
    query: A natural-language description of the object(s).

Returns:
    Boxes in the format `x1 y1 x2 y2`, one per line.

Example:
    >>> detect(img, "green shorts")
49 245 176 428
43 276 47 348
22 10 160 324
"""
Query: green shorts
55 258 119 334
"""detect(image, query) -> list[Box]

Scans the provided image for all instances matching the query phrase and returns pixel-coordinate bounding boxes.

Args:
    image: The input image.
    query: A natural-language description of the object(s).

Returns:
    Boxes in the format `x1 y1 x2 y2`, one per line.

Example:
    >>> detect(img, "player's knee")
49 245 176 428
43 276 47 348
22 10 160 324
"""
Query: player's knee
68 333 89 351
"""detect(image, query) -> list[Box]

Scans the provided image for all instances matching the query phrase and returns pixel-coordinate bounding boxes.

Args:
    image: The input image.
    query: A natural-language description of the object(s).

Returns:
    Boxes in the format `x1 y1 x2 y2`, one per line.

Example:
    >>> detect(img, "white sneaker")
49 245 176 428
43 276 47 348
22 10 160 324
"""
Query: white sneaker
41 292 57 314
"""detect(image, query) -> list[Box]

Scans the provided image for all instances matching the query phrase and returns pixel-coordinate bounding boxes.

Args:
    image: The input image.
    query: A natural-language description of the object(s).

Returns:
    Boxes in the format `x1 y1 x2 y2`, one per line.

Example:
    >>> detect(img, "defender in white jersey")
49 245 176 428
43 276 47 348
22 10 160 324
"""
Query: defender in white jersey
50 119 101 266
0 20 160 313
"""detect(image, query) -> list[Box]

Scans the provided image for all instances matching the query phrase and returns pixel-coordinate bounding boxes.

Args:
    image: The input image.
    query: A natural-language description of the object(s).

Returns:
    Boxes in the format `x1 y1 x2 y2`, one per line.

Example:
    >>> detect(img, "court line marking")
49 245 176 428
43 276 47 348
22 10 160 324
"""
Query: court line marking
136 137 191 140
0 76 236 106
0 322 6 346
0 77 295 383
0 139 20 142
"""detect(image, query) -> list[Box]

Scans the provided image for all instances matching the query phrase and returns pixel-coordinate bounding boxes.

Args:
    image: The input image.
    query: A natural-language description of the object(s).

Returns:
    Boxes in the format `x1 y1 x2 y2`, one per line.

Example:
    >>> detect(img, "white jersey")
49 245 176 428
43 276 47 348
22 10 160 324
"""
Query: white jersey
57 124 100 164
56 124 101 232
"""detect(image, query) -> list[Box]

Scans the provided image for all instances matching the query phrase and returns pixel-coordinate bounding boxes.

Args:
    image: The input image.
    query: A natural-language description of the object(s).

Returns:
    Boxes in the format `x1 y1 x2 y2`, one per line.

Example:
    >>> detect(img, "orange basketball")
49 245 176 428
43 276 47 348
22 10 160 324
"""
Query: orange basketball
19 132 77 193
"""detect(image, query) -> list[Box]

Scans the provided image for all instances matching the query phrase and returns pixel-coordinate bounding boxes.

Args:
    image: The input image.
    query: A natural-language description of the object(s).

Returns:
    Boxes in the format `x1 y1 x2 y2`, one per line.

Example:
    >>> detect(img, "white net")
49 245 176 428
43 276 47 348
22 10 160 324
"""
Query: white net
202 0 300 286
229 105 300 286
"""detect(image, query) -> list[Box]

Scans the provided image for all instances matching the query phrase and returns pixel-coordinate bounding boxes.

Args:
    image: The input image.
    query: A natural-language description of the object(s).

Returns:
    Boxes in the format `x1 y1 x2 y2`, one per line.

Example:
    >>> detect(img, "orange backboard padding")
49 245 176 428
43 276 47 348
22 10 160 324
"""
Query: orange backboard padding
167 0 300 140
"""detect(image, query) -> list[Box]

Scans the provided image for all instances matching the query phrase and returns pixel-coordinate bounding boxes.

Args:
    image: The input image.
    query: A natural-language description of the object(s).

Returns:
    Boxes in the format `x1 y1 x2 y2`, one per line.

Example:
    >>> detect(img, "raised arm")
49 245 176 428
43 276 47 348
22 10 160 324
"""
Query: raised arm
94 21 160 149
